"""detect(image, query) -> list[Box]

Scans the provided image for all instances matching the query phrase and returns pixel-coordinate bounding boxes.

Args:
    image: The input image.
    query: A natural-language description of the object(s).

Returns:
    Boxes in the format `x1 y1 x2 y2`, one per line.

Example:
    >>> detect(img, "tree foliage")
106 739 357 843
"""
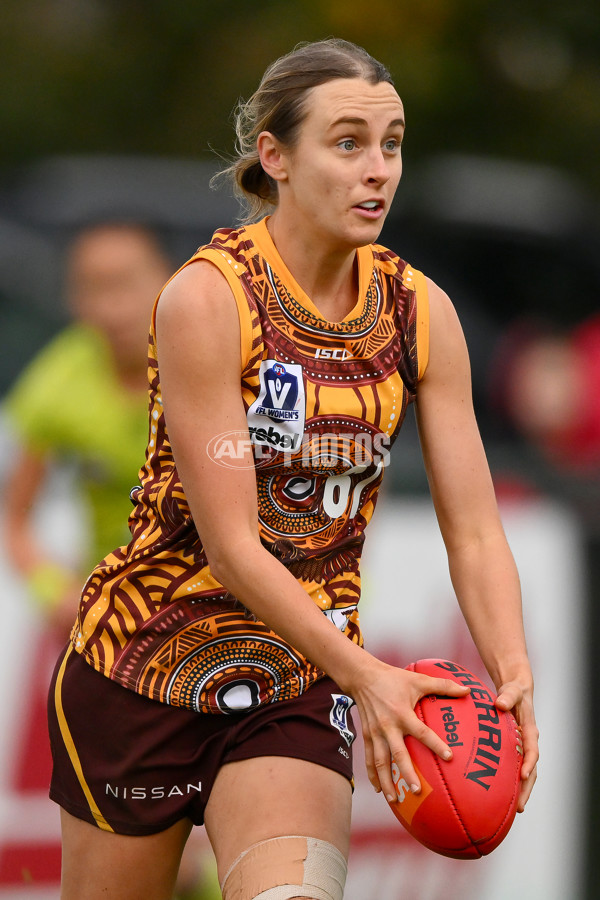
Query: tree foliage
0 0 599 193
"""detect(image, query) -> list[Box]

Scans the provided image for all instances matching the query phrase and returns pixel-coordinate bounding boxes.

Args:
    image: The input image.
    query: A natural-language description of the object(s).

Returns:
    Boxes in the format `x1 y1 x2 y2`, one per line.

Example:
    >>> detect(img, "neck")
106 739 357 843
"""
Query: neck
266 214 359 323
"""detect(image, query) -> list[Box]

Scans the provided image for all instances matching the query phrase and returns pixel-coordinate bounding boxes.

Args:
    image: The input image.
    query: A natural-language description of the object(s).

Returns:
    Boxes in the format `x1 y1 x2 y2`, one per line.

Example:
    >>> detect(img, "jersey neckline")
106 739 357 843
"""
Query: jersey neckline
244 217 375 330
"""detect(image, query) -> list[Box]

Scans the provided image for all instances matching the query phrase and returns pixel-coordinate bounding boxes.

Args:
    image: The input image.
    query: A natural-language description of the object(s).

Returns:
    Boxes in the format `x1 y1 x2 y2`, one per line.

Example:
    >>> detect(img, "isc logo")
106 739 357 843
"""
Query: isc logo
314 347 351 360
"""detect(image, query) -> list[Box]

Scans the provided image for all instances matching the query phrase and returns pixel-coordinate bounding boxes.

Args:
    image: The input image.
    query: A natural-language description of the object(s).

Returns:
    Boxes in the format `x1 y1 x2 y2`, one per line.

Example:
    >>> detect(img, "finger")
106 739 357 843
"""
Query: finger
495 685 520 711
388 719 454 799
521 742 539 782
369 730 397 801
419 676 470 699
409 718 454 763
361 727 382 794
389 743 421 797
518 714 539 773
517 767 537 812
374 750 398 802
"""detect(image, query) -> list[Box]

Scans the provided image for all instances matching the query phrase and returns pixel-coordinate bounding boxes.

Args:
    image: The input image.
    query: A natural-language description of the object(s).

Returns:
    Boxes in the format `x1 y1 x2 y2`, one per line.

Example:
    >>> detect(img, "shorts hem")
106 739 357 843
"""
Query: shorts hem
223 743 354 785
49 789 194 837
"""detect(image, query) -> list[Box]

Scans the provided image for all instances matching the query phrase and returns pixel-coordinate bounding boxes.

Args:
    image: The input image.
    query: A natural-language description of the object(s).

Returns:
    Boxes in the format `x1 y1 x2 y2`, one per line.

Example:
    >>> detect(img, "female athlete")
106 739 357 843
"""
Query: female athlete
48 38 538 900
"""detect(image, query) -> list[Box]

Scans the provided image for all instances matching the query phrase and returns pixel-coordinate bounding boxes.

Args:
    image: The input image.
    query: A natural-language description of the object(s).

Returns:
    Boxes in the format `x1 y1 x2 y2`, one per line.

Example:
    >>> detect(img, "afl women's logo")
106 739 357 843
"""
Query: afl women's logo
330 694 355 747
247 360 306 452
262 363 299 417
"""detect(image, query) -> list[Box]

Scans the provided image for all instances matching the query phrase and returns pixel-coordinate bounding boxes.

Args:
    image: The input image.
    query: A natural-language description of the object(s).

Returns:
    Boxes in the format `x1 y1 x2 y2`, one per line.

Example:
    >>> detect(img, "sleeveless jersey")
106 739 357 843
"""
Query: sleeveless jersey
71 218 429 715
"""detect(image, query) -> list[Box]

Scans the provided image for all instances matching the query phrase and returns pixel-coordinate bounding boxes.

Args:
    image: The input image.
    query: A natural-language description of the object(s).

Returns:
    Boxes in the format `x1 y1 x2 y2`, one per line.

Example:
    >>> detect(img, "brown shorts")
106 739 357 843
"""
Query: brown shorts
48 645 355 836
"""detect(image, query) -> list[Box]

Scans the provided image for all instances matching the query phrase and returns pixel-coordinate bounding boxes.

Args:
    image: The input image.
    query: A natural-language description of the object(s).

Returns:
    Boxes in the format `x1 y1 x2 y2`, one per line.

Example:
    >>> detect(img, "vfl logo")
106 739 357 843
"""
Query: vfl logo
330 694 355 747
247 360 306 453
263 363 298 415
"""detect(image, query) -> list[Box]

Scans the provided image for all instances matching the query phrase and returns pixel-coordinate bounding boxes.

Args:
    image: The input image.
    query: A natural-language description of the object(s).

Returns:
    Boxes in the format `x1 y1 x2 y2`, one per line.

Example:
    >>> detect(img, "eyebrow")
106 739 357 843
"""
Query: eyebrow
329 116 405 130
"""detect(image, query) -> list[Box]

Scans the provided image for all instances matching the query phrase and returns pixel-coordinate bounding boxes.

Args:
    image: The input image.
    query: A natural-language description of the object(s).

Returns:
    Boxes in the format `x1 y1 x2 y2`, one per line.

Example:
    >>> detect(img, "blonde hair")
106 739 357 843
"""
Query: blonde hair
213 39 394 223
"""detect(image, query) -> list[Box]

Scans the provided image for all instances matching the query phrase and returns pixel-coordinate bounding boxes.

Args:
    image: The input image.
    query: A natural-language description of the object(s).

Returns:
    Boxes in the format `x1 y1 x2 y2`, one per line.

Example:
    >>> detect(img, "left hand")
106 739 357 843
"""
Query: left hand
495 679 538 812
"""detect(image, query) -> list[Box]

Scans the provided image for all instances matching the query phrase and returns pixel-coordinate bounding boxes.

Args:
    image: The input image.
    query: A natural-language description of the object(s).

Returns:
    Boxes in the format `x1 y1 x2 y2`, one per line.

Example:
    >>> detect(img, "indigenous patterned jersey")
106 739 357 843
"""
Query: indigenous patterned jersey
71 218 429 714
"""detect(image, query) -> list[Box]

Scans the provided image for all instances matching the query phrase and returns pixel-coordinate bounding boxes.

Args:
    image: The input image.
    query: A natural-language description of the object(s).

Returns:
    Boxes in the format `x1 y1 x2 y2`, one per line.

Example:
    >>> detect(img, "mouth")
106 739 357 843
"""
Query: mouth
353 199 385 219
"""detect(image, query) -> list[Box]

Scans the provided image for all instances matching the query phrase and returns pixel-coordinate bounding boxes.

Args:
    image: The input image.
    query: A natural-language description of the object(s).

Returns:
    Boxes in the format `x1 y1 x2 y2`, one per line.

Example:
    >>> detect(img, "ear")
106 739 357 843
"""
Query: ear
257 131 289 183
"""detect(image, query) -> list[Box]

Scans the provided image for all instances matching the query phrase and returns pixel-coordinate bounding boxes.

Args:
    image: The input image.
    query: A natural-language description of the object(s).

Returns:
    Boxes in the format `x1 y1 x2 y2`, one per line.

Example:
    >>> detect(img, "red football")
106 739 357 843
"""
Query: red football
387 658 523 859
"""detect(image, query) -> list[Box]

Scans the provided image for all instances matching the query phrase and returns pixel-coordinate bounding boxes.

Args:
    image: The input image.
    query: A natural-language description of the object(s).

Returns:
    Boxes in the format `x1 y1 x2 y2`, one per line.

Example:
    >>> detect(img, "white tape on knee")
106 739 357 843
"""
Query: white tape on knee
220 835 347 900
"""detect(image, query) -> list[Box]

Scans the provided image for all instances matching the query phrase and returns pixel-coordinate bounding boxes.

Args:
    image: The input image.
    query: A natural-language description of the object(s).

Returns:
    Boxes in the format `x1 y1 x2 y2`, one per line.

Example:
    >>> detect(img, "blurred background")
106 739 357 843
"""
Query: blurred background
0 1 598 898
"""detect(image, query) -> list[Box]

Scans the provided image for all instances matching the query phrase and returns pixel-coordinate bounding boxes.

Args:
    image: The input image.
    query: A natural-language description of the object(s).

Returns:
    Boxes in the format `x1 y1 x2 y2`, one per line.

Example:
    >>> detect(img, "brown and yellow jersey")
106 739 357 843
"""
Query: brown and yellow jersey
71 218 429 714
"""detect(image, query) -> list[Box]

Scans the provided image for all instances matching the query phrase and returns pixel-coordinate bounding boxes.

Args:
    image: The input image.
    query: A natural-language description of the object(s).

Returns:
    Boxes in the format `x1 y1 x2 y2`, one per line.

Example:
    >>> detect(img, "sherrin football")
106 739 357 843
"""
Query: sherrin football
388 659 523 859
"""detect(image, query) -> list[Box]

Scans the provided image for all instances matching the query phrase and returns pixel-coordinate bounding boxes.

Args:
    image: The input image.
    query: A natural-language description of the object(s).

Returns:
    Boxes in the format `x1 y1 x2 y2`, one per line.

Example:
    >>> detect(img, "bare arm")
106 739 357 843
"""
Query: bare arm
3 448 82 635
415 278 539 810
156 261 469 802
4 448 48 573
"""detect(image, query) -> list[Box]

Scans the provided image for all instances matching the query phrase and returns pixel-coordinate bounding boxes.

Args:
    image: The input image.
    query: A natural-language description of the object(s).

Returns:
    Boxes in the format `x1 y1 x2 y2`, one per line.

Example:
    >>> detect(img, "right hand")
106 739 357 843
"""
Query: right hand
350 657 470 802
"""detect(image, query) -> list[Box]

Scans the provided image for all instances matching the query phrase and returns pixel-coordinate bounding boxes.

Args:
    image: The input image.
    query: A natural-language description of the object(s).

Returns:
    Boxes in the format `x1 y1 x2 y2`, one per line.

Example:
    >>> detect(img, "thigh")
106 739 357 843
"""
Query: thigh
203 755 352 885
60 808 192 900
48 645 230 833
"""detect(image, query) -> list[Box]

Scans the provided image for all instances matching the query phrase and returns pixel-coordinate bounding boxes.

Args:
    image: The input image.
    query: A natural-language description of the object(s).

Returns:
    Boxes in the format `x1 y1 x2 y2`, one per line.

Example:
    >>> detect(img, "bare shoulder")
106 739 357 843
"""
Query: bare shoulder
423 276 470 380
425 276 463 334
156 259 239 349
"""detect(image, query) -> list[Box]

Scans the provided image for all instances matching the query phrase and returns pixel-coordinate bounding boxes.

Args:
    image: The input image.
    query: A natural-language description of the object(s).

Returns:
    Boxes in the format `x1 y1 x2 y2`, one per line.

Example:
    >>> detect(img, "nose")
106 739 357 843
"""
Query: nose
365 147 392 185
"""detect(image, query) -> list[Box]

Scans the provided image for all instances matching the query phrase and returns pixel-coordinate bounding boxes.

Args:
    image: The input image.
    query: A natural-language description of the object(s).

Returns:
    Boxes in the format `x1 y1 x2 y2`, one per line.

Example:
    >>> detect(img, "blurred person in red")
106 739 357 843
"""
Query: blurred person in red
552 313 600 471
487 311 600 518
492 315 600 475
